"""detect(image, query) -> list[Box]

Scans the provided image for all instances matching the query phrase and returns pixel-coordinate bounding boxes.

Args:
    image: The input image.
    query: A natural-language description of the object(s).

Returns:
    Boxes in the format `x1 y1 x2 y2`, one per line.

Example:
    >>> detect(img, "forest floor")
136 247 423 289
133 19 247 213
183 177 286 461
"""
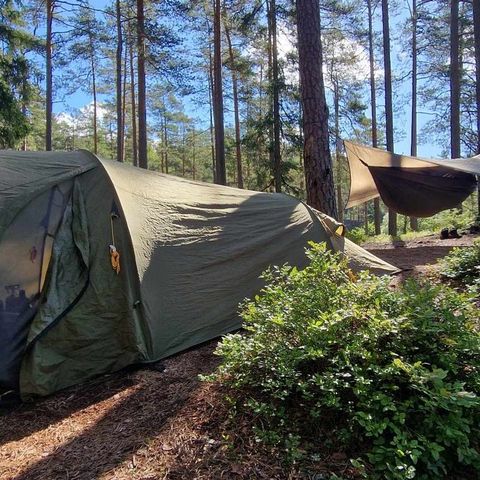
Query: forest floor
1 233 478 480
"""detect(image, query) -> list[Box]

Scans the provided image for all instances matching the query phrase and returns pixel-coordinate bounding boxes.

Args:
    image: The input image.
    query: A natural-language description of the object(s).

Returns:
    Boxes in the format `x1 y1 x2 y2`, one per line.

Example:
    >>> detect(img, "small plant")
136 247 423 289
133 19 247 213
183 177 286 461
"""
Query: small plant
206 243 480 479
440 240 480 288
345 226 368 244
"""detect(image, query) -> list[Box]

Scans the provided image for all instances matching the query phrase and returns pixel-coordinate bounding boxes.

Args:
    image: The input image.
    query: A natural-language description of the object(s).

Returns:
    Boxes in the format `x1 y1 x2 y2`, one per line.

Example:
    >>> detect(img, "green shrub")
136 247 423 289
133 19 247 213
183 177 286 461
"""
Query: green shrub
207 243 480 479
440 240 480 290
346 226 368 244
418 208 478 233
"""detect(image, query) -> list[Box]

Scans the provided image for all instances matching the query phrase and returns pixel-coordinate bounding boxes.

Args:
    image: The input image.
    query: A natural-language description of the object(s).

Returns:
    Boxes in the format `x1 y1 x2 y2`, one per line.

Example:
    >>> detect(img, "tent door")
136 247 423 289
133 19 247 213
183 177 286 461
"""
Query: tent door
0 182 72 391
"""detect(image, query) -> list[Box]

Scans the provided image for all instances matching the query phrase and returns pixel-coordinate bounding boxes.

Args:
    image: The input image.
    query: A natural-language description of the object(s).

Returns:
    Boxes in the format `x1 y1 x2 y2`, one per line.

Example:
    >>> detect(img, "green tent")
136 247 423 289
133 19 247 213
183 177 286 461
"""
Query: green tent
0 150 397 399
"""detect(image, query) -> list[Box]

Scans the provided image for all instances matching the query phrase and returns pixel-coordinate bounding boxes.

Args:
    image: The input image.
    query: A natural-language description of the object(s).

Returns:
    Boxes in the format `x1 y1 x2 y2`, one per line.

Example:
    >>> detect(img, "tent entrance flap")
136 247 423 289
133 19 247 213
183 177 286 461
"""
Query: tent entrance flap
0 182 72 390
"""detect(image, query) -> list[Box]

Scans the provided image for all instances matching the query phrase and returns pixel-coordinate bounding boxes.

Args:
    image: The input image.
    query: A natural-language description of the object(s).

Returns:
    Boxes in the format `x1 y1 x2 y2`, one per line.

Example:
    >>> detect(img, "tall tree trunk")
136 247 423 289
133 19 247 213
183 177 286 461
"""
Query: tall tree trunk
334 77 343 222
192 127 197 181
296 0 337 217
208 39 216 181
367 0 381 234
182 126 186 177
136 0 148 168
473 0 480 215
451 0 463 211
267 0 274 190
450 0 461 160
121 27 128 162
46 0 53 151
410 0 418 231
381 0 397 235
116 0 123 161
269 0 282 192
87 24 98 155
91 53 98 154
225 25 244 189
163 110 168 174
213 0 226 184
21 76 28 151
129 39 138 167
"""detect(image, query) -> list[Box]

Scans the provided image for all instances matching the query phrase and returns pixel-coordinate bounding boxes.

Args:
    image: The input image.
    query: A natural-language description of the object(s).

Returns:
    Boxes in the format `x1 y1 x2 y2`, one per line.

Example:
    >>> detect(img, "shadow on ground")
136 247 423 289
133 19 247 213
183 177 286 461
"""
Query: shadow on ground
1 344 218 480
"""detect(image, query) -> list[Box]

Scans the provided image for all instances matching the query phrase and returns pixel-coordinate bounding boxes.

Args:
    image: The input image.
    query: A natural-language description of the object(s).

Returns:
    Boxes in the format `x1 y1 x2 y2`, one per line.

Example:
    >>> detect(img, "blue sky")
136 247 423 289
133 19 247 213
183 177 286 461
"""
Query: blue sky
50 0 441 158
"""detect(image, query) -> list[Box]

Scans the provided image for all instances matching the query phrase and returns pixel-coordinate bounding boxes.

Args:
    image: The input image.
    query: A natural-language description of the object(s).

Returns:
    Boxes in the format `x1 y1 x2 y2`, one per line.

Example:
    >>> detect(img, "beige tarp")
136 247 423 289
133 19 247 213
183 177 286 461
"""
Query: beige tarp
345 141 480 217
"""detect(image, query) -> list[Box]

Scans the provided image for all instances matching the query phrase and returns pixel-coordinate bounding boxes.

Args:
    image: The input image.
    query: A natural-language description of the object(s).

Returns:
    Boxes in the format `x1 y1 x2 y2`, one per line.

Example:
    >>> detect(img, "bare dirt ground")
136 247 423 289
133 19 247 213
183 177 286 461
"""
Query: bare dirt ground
1 233 478 480
364 232 479 286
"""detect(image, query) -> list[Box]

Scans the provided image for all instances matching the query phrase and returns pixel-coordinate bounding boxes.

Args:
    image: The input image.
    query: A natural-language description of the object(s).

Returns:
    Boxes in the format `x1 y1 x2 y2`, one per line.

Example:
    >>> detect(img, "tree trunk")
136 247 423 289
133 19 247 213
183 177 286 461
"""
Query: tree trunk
182 127 186 177
213 0 226 184
474 0 480 215
192 127 196 181
46 0 53 151
269 0 282 192
410 0 418 231
367 0 381 234
116 0 123 161
136 0 148 169
163 111 168 174
296 0 337 217
208 39 216 181
334 77 343 222
450 0 461 160
21 80 27 151
225 25 244 189
91 53 98 154
129 39 138 167
121 27 128 162
381 0 397 235
87 23 98 155
267 0 274 190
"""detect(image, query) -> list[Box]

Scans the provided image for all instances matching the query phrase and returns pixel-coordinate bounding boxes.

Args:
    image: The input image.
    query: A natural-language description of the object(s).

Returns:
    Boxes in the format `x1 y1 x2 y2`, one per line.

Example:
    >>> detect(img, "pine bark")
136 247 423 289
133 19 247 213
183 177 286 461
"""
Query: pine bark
381 0 397 235
410 0 418 231
367 0 381 234
333 77 343 222
225 25 244 189
296 0 337 217
269 0 282 192
163 110 168 174
121 28 128 162
213 0 226 184
116 0 123 161
129 39 138 167
208 38 216 181
46 0 53 151
91 53 98 154
473 0 480 214
450 0 461 159
266 0 274 189
136 0 148 169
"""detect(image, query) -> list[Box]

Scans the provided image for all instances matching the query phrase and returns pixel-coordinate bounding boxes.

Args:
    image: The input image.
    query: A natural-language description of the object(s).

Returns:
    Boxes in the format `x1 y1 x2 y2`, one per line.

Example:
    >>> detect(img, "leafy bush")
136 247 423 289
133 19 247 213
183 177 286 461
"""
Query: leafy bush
346 226 369 244
440 240 480 290
207 243 480 479
419 208 478 233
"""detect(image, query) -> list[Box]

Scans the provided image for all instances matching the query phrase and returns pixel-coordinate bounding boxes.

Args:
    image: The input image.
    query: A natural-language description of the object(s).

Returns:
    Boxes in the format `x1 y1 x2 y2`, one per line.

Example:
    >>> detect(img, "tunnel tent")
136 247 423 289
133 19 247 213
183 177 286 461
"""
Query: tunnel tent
0 149 398 399
344 140 480 217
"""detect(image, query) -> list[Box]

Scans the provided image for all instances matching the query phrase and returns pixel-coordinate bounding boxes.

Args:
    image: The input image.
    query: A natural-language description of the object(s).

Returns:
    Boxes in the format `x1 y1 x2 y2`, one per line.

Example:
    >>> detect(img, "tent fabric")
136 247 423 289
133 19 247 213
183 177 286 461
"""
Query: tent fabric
0 149 398 398
344 141 480 217
0 150 98 241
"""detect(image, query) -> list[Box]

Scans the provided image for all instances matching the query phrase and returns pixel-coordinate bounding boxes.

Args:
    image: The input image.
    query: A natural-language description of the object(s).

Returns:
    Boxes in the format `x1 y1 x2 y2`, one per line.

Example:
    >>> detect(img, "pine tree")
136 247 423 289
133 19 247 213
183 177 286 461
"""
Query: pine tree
0 0 37 148
296 0 337 217
381 0 397 235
